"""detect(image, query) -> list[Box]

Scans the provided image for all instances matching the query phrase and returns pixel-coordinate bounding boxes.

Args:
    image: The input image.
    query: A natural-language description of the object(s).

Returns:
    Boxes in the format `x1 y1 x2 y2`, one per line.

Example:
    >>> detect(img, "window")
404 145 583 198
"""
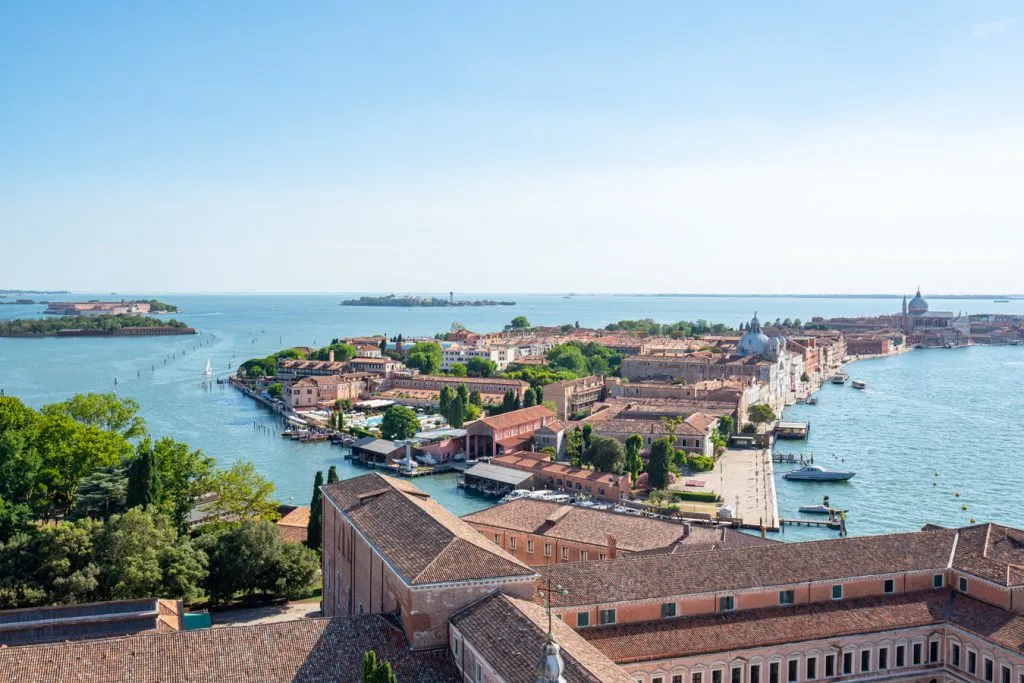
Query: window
580 550 589 561
779 590 795 605
654 678 664 683
544 543 551 557
933 573 944 588
842 652 853 675
860 650 870 673
884 578 895 593
968 650 977 674
661 602 677 618
509 537 517 550
951 643 961 668
985 658 994 683
787 660 798 683
878 647 888 669
807 656 817 680
719 595 735 612
929 640 938 663
732 668 742 683
712 670 722 683
825 655 835 677
750 664 761 683
693 673 703 683
831 584 843 600
576 612 589 628
527 539 534 553
599 609 616 625
769 662 779 683
599 553 606 560
561 547 569 560
475 662 483 683
494 534 501 545
453 637 460 656
912 643 922 665
674 677 683 683
326 558 332 592
1003 666 1012 683
896 645 905 667
959 576 969 593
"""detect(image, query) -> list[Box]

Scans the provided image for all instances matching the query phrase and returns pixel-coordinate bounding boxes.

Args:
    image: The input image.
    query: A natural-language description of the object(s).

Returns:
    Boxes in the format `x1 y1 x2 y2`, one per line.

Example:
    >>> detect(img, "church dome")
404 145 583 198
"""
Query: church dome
736 313 770 357
908 289 928 315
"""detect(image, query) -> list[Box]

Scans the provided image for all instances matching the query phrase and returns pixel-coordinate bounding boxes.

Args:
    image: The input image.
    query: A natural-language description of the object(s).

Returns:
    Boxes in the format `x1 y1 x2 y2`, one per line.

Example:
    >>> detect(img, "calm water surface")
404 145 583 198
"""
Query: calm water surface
2 294 1022 531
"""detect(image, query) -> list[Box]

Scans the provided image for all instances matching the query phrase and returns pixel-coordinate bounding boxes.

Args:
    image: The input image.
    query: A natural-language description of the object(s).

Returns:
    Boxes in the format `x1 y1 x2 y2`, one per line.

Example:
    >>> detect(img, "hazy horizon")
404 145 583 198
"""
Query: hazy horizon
3 2 1022 293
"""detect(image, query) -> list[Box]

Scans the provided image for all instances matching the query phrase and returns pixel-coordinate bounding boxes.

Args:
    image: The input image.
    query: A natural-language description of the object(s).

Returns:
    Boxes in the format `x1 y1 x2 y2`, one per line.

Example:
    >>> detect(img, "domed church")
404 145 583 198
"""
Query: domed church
736 313 787 361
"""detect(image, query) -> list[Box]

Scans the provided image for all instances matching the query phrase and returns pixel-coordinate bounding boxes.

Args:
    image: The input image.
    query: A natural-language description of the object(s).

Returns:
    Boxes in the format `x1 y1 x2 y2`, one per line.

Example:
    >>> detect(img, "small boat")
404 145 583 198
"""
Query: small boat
994 299 1010 303
799 496 846 515
851 380 866 390
203 359 212 377
831 373 849 385
805 396 818 405
783 464 856 482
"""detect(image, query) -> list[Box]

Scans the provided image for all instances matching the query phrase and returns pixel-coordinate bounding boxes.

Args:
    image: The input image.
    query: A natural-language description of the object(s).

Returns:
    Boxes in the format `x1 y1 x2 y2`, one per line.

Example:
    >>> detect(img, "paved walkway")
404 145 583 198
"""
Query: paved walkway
713 448 778 529
210 601 321 628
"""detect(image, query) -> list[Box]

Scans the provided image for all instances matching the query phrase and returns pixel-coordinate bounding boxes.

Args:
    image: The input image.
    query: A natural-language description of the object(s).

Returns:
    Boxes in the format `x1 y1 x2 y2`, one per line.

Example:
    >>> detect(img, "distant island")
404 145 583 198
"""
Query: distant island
0 289 69 295
341 295 515 307
44 299 179 315
0 314 196 338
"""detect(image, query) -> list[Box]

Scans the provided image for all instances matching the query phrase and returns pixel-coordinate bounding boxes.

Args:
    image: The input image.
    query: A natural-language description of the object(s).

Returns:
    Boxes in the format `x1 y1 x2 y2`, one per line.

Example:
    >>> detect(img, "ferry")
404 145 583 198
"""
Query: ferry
851 380 866 390
831 373 849 385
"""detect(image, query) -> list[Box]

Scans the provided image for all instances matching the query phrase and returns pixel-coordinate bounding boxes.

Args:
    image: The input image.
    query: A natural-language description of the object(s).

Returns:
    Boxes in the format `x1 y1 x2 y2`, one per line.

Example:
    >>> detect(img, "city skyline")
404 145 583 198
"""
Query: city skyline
2 1 1022 293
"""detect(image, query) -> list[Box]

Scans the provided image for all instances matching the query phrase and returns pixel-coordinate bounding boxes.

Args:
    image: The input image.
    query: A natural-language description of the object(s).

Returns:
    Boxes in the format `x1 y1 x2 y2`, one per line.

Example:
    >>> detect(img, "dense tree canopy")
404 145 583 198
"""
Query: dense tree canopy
404 342 443 375
647 437 673 490
465 357 497 377
587 435 625 475
747 404 777 426
604 318 733 338
310 340 358 362
380 406 419 441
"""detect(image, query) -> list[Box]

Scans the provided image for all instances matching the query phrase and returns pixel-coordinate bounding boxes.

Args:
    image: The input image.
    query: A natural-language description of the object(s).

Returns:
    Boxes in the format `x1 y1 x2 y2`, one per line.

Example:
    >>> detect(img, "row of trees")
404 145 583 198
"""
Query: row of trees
0 314 191 337
604 318 733 338
310 339 358 362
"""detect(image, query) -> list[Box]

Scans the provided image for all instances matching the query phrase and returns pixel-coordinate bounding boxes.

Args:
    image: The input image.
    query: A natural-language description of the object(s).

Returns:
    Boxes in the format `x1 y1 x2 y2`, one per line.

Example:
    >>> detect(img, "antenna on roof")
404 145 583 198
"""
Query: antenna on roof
535 578 569 683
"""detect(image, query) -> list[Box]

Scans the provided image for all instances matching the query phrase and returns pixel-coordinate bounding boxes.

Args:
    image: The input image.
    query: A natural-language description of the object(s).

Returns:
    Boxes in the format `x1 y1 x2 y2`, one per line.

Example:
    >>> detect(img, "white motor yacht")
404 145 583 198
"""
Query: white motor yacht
783 464 856 481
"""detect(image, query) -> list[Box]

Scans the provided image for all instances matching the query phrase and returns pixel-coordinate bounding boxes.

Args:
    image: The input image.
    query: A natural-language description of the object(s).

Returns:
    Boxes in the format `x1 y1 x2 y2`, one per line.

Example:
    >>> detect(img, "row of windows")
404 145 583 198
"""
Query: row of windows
542 477 608 495
718 574 946 613
636 639 941 683
497 535 606 561
949 641 1019 683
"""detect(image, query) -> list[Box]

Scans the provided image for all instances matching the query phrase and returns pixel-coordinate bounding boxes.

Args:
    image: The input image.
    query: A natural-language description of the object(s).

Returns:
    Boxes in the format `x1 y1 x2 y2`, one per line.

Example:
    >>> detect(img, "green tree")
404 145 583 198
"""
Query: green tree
647 437 673 490
152 438 214 533
500 390 517 413
207 462 279 522
565 428 583 468
42 393 147 440
405 342 443 375
267 382 283 398
456 383 469 405
547 345 589 376
523 386 537 407
800 372 810 382
469 389 482 407
439 385 455 417
308 471 323 552
661 415 686 448
380 406 419 441
72 466 127 520
582 424 593 452
0 496 32 543
126 442 160 510
95 508 206 602
447 396 466 428
718 415 735 437
362 650 399 683
588 435 625 475
625 434 644 481
311 342 357 362
508 316 531 329
747 404 777 427
327 466 339 484
449 363 468 377
466 357 497 377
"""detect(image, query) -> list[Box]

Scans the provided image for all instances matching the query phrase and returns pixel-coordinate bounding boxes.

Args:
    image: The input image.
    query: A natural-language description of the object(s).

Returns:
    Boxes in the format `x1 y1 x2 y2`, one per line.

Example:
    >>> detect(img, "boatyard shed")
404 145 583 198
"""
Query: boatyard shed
460 462 534 497
350 437 402 466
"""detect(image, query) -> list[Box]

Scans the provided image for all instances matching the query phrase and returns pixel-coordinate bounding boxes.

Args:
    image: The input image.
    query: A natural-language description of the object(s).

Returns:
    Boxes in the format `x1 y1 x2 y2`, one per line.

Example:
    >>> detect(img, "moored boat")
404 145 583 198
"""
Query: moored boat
851 380 866 390
798 496 846 514
831 373 848 385
783 464 856 481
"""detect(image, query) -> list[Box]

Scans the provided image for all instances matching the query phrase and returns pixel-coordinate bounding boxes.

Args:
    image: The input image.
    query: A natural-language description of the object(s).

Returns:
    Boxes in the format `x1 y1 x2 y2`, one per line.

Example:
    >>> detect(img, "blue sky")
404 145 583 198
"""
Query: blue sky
1 1 1022 293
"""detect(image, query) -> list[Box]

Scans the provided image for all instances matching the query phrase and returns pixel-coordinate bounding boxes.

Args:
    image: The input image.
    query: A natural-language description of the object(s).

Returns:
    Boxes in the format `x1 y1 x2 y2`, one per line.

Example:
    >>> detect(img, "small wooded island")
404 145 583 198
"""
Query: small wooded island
44 299 180 315
341 294 515 307
0 315 196 337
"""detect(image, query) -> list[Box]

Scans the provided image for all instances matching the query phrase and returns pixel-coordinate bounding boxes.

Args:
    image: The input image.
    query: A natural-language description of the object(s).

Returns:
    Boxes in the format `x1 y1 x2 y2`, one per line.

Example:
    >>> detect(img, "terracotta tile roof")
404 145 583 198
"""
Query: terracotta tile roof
949 592 1024 651
450 592 634 683
322 473 536 585
581 591 949 663
952 523 1024 586
477 405 555 431
0 615 458 682
276 506 310 544
582 417 710 437
462 499 688 553
491 455 628 484
539 528 959 607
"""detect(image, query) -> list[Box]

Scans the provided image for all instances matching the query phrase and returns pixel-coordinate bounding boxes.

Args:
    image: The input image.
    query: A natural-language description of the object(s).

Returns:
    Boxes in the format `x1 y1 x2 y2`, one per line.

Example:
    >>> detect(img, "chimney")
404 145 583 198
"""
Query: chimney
606 534 618 559
683 523 692 539
328 350 335 362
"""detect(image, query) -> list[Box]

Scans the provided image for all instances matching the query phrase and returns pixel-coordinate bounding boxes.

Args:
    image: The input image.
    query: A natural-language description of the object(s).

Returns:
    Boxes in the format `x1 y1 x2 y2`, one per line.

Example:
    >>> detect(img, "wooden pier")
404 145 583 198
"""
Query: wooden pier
780 511 847 535
773 452 813 465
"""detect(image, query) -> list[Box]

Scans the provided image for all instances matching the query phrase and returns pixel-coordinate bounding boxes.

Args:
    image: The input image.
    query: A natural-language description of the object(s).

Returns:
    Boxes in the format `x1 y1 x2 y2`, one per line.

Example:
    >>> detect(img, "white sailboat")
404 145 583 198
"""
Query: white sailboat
203 359 212 377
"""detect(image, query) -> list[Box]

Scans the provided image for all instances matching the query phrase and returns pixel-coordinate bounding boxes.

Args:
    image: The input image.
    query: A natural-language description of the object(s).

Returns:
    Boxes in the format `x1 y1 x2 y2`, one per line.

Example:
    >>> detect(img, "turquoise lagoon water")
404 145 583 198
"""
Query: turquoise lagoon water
2 294 1023 533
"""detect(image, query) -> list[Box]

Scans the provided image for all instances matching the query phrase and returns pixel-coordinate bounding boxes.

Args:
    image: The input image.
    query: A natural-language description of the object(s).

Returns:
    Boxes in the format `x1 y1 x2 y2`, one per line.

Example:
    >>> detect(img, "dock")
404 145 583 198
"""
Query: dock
773 452 814 465
781 515 847 535
775 421 810 439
